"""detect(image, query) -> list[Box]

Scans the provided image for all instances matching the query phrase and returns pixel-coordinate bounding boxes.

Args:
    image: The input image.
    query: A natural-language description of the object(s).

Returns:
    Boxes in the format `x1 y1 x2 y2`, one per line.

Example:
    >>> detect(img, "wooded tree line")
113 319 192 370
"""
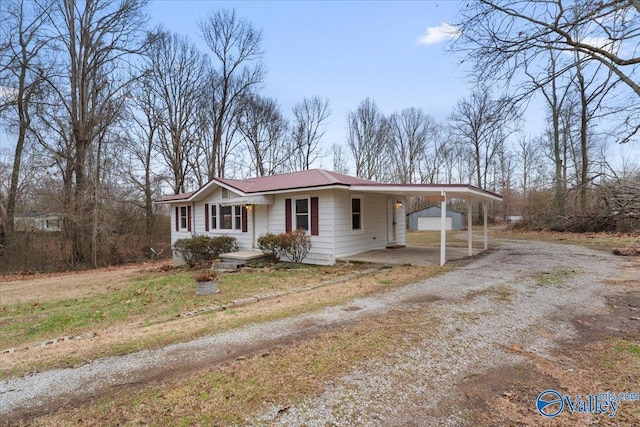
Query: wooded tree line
0 0 638 271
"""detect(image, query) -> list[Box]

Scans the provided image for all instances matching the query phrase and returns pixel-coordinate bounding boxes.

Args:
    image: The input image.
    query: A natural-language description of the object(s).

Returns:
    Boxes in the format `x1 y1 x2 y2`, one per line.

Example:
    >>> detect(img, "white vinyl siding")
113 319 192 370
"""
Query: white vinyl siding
192 187 253 250
333 191 405 258
170 186 406 266
269 192 334 265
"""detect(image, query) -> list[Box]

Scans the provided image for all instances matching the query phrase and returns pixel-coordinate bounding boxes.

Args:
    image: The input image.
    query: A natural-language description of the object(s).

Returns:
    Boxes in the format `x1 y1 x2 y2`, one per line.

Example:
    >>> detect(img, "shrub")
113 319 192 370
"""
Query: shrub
257 233 286 262
210 235 239 256
174 235 238 267
257 229 312 264
284 229 312 263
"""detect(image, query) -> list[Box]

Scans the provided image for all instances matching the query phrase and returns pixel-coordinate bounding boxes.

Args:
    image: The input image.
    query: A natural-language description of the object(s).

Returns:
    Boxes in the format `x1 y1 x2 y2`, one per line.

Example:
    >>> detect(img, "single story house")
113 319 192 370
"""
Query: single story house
14 212 62 232
407 207 466 231
155 169 502 266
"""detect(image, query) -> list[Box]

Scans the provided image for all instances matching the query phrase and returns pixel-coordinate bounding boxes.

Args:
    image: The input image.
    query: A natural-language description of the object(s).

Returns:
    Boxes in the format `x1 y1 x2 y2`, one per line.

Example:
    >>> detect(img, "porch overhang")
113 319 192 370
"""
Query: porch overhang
219 195 274 206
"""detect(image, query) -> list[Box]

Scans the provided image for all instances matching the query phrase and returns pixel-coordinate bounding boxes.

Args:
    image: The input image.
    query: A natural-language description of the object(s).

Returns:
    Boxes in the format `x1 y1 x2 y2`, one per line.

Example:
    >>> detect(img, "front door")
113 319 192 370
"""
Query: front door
253 205 269 247
387 198 396 244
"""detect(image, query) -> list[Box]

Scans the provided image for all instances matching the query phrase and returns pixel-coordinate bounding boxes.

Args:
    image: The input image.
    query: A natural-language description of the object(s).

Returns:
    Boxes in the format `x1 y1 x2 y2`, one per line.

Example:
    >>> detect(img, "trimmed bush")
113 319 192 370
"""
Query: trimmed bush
174 235 238 267
258 229 311 264
284 229 312 263
257 233 287 262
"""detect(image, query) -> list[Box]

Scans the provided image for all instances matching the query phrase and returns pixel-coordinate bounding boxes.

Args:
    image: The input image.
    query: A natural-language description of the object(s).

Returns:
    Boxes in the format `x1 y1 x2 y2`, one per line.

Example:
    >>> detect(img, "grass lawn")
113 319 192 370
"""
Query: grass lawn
406 230 485 248
1 262 445 379
0 263 372 351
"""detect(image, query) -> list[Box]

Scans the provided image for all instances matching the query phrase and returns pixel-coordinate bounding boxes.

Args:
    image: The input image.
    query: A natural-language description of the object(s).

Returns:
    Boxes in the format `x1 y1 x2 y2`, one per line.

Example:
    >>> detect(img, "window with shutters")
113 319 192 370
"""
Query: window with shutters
295 198 309 231
179 206 188 230
351 196 362 232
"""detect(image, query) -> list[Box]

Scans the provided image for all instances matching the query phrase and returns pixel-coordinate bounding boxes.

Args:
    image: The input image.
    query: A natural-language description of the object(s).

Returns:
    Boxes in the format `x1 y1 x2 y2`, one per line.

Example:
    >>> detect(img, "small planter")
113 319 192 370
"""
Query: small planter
194 269 219 295
196 279 219 295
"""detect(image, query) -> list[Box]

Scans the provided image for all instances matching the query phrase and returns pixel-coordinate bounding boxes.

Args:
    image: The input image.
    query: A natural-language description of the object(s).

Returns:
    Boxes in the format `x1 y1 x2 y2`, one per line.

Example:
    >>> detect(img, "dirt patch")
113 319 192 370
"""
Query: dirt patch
457 284 640 426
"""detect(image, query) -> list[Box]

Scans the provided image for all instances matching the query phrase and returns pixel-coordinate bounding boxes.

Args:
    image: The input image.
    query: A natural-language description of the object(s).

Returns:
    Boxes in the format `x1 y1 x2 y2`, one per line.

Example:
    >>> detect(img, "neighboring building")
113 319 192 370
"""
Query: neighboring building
14 212 62 232
407 207 466 231
155 169 501 266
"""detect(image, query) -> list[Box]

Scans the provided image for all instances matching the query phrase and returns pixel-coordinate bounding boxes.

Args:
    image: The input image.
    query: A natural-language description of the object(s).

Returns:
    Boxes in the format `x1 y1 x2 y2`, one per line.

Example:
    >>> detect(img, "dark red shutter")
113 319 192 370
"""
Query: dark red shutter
285 198 292 232
204 204 209 231
311 197 319 236
187 205 192 232
241 206 248 232
175 206 179 231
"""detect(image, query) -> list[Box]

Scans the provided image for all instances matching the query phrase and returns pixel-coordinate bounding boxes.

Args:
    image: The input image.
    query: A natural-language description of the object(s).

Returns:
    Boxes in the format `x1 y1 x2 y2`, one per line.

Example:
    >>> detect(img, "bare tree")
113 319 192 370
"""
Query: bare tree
144 30 207 194
41 0 149 266
0 0 50 239
200 9 265 178
330 143 350 175
290 96 330 170
236 94 289 176
449 89 519 190
122 73 164 245
346 98 390 181
388 108 437 183
516 133 541 212
418 125 447 184
454 0 640 142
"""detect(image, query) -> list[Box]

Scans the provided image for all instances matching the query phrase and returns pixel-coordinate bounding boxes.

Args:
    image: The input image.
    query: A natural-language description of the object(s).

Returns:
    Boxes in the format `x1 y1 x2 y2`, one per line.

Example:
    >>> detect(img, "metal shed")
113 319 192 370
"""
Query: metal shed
407 206 466 231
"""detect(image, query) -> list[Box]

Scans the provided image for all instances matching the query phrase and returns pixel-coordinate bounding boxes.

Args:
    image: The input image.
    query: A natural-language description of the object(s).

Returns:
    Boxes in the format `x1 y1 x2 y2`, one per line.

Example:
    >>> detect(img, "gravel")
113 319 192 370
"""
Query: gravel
0 239 621 425
251 239 619 426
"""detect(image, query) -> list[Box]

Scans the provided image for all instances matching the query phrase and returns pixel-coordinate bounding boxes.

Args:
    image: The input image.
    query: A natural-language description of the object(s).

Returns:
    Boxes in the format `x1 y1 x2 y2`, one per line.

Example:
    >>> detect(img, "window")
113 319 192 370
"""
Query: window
295 198 309 231
234 206 241 230
210 204 217 229
220 205 232 229
221 188 229 199
352 197 362 231
180 206 188 229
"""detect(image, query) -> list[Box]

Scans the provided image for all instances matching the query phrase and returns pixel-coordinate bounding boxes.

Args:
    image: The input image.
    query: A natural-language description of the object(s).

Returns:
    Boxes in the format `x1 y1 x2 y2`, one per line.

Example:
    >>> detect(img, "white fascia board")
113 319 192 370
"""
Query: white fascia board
188 179 248 202
348 185 502 202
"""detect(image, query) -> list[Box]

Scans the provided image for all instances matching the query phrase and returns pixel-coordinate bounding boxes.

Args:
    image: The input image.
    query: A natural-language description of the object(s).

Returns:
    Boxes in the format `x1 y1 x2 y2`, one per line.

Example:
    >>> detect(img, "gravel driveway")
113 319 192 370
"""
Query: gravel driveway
0 239 624 424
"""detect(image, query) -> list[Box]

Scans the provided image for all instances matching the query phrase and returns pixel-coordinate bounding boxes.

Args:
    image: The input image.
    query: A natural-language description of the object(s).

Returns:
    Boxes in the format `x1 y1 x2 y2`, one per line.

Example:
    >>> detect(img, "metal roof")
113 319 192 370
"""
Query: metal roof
155 169 502 203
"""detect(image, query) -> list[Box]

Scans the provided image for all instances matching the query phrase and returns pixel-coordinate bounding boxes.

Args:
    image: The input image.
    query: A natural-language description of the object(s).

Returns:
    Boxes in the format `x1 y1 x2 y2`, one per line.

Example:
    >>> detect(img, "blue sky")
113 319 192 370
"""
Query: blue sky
149 0 477 162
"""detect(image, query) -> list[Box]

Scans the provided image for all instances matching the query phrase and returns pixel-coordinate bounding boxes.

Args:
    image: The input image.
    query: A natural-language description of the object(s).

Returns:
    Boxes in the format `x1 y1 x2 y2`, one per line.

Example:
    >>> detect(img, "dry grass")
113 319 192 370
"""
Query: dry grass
34 307 440 426
496 229 640 253
406 230 475 248
1 264 444 379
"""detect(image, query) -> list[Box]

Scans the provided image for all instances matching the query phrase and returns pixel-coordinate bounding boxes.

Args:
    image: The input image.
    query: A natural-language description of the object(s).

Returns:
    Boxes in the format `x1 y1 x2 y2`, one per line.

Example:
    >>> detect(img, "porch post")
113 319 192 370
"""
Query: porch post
440 191 447 266
467 199 473 257
483 201 488 250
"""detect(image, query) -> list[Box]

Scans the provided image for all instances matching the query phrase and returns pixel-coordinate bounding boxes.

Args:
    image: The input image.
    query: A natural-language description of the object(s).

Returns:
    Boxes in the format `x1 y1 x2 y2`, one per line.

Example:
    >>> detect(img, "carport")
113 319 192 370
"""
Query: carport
347 183 502 266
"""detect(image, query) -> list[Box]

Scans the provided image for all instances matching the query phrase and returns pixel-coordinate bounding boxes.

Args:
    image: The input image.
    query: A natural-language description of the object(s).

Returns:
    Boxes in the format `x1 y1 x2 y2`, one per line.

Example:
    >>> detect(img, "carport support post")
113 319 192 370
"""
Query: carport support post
483 201 488 250
440 191 447 266
467 199 473 257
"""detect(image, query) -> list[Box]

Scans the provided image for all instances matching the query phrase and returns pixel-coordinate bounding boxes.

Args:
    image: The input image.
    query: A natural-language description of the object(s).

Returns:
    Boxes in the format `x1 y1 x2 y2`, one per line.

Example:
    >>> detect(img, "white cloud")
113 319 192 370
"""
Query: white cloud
417 22 460 46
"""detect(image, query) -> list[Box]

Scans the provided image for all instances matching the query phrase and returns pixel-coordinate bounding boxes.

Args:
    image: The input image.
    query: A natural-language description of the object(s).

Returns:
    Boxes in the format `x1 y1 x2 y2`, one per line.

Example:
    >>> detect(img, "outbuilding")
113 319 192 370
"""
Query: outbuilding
407 206 466 231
